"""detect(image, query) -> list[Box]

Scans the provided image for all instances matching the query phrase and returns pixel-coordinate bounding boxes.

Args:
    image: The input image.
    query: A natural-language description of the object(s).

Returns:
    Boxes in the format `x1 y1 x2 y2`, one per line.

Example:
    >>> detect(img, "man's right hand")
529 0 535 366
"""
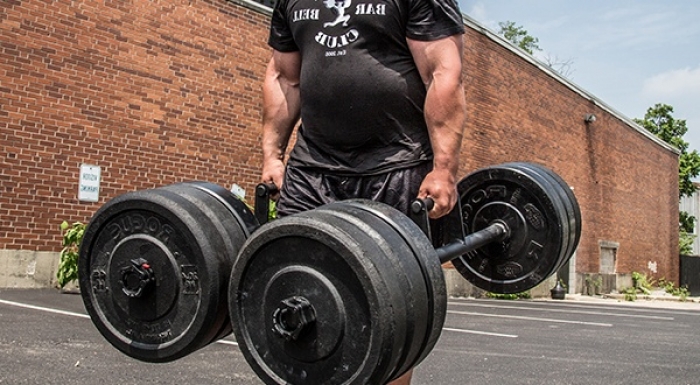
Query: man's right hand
261 158 285 199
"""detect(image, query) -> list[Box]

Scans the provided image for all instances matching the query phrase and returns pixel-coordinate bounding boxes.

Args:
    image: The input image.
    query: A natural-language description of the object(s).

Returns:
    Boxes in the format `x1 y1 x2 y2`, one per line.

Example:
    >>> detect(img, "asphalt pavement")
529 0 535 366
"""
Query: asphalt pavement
1 288 699 385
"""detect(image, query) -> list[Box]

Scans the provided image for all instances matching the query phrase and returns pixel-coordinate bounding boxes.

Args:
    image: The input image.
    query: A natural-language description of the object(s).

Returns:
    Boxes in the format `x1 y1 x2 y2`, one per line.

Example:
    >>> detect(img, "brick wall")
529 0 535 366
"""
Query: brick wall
1 0 270 250
0 0 679 282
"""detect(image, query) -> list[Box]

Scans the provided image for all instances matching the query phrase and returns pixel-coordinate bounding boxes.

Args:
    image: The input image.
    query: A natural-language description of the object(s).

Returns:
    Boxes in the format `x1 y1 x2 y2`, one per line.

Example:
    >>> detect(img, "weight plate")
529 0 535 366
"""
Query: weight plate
229 212 403 385
451 165 567 294
314 206 416 381
499 163 572 277
187 182 260 237
79 186 244 362
514 163 582 267
316 202 430 380
336 200 447 374
161 183 256 342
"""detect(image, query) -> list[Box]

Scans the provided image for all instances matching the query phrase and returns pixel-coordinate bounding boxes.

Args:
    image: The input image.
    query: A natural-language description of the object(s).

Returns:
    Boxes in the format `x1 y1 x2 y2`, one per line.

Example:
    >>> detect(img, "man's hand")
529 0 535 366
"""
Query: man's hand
261 158 285 199
418 168 458 218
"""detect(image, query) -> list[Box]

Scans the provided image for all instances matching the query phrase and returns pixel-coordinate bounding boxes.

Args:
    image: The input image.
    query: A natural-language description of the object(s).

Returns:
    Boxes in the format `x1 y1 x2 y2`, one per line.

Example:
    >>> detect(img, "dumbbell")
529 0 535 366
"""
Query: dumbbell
78 182 257 362
229 162 581 384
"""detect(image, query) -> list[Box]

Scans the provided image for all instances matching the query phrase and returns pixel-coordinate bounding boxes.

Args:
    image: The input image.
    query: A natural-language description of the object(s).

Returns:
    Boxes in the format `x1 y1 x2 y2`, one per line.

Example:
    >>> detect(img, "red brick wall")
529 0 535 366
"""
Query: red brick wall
0 0 679 281
461 28 679 280
1 0 270 249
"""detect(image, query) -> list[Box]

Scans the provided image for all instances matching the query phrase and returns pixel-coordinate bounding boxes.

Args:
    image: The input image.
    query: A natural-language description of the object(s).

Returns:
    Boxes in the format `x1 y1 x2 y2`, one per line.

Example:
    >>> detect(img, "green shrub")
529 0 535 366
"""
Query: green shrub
486 291 531 300
57 221 85 288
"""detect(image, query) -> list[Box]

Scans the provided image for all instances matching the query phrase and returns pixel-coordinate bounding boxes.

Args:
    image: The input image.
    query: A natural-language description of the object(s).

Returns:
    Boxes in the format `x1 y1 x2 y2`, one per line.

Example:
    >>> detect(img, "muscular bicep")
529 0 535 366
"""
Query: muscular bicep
265 49 301 91
263 50 301 125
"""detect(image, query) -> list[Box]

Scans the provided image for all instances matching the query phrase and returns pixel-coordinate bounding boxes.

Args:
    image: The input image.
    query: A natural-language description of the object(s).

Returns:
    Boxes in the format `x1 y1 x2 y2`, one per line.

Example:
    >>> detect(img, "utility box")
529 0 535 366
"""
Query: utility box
680 255 700 296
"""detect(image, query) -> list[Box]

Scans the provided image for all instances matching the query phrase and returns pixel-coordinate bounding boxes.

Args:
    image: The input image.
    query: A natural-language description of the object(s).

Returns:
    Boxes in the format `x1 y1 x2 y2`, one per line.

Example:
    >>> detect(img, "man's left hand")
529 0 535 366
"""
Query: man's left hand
417 169 458 219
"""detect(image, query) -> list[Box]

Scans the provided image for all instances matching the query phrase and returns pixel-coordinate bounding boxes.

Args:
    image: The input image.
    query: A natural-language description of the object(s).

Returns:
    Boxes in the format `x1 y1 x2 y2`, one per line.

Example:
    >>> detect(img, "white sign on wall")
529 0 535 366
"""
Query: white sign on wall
78 164 101 202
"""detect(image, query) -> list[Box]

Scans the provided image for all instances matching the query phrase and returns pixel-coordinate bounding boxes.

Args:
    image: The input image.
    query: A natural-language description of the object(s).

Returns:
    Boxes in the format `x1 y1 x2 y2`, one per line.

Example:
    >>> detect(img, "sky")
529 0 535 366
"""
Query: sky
458 0 700 153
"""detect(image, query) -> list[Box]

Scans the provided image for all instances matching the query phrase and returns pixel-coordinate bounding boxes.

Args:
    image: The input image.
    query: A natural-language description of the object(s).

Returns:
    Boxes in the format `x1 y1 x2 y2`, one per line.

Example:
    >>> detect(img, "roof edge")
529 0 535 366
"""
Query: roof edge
229 0 273 16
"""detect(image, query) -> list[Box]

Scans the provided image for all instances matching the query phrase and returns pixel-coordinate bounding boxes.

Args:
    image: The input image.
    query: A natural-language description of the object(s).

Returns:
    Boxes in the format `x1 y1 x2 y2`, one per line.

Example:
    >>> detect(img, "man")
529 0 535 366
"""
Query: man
260 0 466 382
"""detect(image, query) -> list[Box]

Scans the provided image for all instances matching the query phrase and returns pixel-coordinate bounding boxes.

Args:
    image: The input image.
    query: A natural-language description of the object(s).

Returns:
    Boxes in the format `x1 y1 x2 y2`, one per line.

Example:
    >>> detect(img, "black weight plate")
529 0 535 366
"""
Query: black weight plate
316 202 430 380
78 188 232 362
337 200 447 374
229 213 400 385
161 183 255 342
313 206 414 381
187 182 260 237
513 163 582 268
499 163 572 278
451 166 567 294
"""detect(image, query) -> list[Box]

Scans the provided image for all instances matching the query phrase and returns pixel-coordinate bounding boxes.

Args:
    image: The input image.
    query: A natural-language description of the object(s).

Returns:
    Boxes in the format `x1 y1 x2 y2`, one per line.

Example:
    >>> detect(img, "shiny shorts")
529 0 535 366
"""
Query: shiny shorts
277 162 432 217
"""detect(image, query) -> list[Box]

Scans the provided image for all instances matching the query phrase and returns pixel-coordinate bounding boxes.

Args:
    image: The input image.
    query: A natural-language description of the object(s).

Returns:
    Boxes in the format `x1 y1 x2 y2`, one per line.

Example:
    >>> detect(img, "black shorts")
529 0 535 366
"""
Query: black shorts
277 162 432 217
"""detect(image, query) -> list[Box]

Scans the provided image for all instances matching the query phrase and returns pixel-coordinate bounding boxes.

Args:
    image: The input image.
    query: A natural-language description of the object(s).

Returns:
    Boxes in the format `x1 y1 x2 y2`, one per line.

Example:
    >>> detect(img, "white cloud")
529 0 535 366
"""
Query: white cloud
642 66 700 98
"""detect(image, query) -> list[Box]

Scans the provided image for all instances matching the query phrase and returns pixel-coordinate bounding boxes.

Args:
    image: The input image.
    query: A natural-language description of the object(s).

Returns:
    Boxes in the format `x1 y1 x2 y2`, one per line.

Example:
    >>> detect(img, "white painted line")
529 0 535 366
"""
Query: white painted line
448 310 613 327
0 298 90 319
0 298 242 347
534 302 700 317
442 327 518 338
451 302 675 321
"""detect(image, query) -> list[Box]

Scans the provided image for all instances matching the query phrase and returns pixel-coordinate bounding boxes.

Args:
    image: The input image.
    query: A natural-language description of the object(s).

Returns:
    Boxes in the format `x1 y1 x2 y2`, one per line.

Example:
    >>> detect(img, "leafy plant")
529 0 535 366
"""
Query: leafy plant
583 275 603 295
497 21 540 55
633 104 700 196
679 230 696 256
658 277 689 301
631 271 654 295
621 286 638 302
57 221 86 288
486 291 531 300
621 272 688 302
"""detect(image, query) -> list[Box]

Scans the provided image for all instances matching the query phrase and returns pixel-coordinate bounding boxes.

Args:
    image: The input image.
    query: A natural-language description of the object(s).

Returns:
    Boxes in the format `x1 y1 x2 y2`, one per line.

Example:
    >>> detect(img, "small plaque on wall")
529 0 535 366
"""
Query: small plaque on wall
78 164 101 202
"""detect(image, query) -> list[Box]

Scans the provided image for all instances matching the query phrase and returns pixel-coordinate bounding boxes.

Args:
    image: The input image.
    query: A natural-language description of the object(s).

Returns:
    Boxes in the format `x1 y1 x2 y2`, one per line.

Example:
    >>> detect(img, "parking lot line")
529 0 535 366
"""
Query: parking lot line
447 310 614 327
0 298 90 319
451 301 675 321
442 327 518 338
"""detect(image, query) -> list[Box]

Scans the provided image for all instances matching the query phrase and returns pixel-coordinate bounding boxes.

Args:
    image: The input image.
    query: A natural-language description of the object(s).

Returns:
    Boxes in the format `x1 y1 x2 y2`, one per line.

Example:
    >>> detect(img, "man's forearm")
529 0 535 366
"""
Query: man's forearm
261 53 302 163
424 74 466 180
407 35 466 180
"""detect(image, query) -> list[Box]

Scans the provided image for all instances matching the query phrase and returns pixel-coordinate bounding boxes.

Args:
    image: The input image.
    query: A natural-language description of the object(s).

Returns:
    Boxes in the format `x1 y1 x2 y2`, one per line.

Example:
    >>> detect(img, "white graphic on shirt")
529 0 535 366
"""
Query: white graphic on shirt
290 0 386 53
322 0 352 28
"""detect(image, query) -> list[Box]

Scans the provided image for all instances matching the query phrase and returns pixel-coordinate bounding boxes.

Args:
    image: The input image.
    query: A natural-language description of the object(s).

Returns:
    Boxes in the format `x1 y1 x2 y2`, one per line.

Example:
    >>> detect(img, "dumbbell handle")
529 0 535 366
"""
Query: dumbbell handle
255 183 278 225
410 197 510 264
435 222 509 264
254 189 511 264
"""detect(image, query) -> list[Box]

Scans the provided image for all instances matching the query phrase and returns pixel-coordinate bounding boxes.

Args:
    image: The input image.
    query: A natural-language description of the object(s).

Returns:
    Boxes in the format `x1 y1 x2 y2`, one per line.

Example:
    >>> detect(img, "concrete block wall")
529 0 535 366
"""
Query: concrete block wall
0 0 680 291
0 250 58 288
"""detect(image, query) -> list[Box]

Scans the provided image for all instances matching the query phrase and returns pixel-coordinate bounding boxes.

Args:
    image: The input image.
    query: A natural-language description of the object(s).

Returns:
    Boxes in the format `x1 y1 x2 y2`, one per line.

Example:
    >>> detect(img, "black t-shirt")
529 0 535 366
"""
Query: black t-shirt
269 0 464 174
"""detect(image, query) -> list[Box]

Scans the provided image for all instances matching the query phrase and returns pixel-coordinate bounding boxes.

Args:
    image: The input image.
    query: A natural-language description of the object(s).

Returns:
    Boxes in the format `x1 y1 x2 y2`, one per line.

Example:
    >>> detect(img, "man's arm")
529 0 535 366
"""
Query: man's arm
407 34 467 218
261 49 302 190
